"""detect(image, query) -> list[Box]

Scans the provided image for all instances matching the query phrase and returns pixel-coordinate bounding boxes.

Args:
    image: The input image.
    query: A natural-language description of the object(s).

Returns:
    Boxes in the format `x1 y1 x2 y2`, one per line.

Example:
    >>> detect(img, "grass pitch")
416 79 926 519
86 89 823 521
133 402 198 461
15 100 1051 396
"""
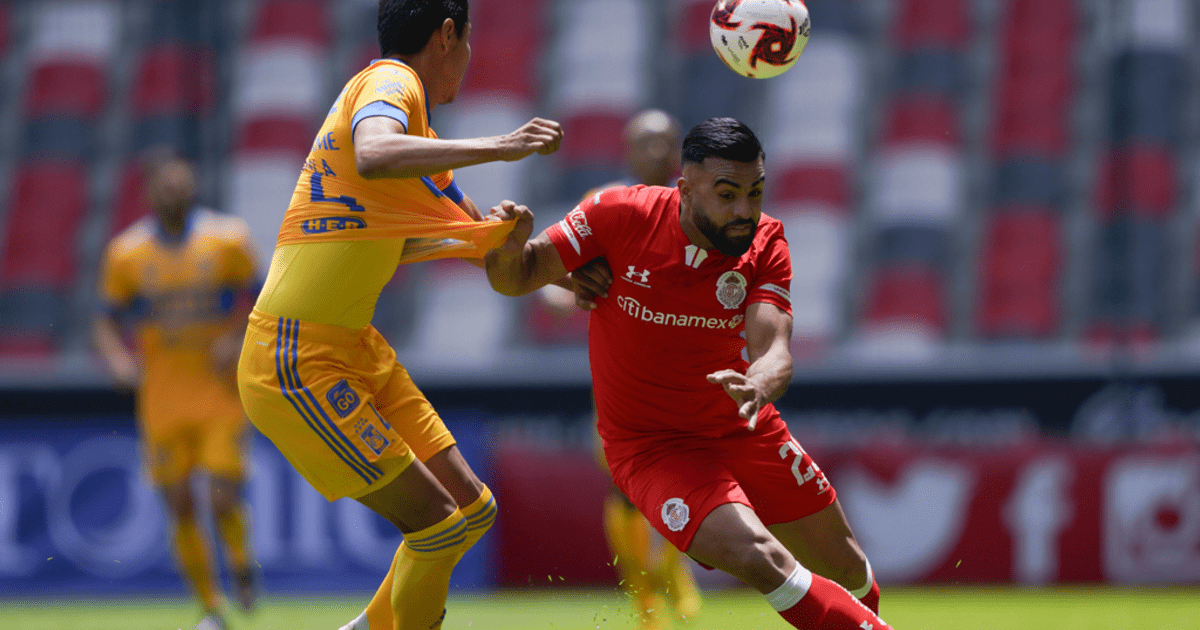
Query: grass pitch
4 586 1198 630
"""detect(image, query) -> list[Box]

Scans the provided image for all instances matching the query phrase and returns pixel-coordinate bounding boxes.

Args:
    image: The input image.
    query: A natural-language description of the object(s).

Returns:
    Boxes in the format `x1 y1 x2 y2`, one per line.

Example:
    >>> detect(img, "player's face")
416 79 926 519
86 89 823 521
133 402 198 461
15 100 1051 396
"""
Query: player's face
682 156 764 257
148 161 197 229
442 20 472 104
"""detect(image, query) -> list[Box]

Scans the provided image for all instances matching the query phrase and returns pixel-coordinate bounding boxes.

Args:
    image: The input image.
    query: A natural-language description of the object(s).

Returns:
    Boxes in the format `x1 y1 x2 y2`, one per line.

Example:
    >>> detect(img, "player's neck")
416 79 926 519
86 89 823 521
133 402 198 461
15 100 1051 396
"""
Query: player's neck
390 53 443 110
678 207 715 252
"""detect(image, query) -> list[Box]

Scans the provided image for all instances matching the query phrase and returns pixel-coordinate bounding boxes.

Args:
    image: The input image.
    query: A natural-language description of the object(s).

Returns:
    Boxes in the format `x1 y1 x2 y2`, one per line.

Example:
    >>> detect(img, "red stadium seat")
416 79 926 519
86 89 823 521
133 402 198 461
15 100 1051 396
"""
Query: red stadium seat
892 0 971 50
0 4 10 55
881 96 960 148
771 163 849 208
991 107 1068 157
976 209 1061 338
1093 144 1177 218
237 116 315 156
675 0 716 55
130 45 216 115
0 332 56 360
472 0 545 40
110 161 151 236
461 34 539 99
559 111 628 167
2 163 88 287
248 0 329 46
862 265 946 334
23 62 107 118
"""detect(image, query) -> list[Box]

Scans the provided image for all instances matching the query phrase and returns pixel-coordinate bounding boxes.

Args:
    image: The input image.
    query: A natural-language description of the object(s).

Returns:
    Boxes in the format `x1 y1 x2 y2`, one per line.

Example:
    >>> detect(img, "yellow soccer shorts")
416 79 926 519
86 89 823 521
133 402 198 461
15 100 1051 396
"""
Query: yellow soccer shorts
139 397 248 488
237 309 454 501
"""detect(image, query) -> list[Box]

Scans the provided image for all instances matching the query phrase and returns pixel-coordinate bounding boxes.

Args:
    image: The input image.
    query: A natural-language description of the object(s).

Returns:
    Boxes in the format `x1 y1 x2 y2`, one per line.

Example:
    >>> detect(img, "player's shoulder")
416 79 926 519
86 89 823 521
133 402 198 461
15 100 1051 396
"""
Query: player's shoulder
590 184 676 214
756 212 786 239
354 59 421 99
106 216 155 259
192 207 252 244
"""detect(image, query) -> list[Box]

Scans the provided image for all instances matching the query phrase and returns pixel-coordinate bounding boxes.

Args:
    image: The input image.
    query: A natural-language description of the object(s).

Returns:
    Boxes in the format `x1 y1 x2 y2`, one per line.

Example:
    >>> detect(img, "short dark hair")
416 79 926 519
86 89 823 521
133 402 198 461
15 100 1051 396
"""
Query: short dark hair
378 0 469 58
681 117 764 166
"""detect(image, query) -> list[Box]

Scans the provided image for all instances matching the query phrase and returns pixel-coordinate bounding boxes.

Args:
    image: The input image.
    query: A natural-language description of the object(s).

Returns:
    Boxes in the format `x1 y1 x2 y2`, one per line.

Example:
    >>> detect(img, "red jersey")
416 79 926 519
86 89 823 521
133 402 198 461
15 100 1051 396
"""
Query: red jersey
546 185 793 452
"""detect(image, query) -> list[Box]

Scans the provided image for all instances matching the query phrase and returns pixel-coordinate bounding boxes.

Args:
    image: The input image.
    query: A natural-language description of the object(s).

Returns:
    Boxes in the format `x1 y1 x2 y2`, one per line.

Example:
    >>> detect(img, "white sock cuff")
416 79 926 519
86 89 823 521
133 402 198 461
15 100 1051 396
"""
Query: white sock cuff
764 564 813 612
850 558 874 599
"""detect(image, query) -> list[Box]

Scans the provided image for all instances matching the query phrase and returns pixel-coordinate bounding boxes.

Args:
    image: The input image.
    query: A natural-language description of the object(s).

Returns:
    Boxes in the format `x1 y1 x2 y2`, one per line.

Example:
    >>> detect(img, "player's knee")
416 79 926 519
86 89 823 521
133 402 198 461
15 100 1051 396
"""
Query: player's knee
161 484 196 520
710 533 791 592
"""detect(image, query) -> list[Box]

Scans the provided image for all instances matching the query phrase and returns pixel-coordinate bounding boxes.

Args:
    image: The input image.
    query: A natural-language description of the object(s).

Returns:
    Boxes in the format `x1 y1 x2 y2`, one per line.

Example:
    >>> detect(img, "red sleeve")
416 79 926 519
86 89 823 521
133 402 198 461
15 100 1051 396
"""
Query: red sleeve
545 186 630 272
746 220 793 315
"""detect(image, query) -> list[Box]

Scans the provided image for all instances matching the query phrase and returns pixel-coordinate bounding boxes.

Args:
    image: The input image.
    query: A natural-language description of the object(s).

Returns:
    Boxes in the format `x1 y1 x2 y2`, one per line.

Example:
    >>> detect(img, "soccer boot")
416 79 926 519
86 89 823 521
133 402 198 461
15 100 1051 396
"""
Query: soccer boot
194 612 228 630
234 567 261 612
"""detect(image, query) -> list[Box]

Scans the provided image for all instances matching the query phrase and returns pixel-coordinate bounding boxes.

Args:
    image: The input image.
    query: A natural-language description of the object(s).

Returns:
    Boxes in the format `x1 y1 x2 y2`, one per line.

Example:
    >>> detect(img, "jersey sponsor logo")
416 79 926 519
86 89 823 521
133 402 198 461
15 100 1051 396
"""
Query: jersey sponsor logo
326 380 360 418
616 295 744 330
661 497 690 532
623 266 651 287
760 282 791 304
558 207 592 255
716 271 748 309
300 216 367 234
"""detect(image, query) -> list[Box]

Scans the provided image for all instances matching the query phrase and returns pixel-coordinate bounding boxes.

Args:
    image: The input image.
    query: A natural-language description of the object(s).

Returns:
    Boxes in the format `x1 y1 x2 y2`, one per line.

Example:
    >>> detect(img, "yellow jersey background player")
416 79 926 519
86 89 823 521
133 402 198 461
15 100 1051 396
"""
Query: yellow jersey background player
94 153 260 630
237 2 605 629
543 110 703 630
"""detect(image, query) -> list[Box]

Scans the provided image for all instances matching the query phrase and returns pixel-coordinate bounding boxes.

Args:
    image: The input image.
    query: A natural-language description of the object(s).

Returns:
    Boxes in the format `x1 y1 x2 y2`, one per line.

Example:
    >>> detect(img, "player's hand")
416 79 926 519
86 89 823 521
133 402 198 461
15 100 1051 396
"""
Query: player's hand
568 257 612 309
487 200 534 256
497 118 563 160
706 369 765 431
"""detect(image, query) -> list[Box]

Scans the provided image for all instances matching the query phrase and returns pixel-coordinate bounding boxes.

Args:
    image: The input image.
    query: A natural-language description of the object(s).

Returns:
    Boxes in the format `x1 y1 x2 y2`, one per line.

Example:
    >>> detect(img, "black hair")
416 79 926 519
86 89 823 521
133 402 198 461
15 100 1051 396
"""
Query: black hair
681 117 765 166
378 0 469 58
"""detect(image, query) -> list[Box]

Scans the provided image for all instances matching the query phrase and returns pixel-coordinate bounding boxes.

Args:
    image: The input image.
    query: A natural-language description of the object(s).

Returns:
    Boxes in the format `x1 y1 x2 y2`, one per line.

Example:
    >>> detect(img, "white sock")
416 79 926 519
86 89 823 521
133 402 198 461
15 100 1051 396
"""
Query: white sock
850 559 874 599
763 564 814 612
337 610 368 630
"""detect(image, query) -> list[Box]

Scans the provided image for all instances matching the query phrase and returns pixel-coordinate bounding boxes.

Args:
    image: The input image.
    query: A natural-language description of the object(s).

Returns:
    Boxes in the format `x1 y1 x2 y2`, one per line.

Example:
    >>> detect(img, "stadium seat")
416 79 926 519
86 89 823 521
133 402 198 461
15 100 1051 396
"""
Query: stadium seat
23 62 108 118
236 116 315 156
226 156 309 264
0 3 9 55
130 45 215 116
558 111 629 170
1108 51 1185 146
1093 144 1177 219
873 147 963 225
1 163 88 288
771 163 849 208
803 0 863 37
129 115 202 158
875 225 946 269
462 34 539 100
991 107 1068 157
861 265 947 335
248 0 330 46
1086 216 1167 339
145 0 223 44
776 207 850 342
880 96 960 148
679 54 765 131
22 117 95 160
976 209 1060 338
894 50 963 97
110 161 151 236
891 0 971 51
992 158 1066 207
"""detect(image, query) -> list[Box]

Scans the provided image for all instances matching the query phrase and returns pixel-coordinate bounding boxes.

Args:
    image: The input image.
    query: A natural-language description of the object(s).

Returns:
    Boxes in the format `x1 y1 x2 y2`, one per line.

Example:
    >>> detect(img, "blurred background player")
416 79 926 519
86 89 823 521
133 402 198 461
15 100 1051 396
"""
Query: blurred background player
93 151 261 630
543 109 703 629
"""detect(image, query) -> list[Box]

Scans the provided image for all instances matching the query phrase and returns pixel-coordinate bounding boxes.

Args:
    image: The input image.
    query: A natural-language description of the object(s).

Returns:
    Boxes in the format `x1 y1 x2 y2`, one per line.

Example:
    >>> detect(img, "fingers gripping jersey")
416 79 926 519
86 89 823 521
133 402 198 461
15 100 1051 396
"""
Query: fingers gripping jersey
276 59 512 263
546 186 794 447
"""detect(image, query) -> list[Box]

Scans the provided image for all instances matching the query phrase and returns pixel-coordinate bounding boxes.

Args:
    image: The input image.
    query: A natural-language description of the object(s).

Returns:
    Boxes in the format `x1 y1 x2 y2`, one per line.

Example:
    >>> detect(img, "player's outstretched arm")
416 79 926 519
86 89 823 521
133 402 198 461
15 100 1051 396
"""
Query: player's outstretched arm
706 302 794 430
484 201 571 297
354 116 563 179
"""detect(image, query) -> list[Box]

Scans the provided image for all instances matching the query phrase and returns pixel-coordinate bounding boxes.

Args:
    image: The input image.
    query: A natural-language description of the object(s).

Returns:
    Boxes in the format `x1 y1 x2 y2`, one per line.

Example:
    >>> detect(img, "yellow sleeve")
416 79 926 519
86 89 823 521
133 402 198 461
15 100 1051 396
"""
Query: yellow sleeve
347 64 426 135
99 243 135 311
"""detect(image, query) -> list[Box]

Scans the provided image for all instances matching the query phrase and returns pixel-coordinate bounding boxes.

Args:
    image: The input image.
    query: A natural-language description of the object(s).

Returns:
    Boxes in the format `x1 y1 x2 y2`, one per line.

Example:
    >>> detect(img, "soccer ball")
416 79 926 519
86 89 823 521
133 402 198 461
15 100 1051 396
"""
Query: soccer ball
709 0 810 79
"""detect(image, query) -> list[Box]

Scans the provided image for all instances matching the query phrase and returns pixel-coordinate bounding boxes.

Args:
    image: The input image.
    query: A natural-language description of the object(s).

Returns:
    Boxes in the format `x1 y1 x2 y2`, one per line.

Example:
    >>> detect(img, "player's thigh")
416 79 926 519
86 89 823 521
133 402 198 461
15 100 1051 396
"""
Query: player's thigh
197 410 250 486
422 445 484 508
141 422 199 492
767 498 868 588
356 454 458 534
686 502 792 593
726 425 837 530
612 443 747 553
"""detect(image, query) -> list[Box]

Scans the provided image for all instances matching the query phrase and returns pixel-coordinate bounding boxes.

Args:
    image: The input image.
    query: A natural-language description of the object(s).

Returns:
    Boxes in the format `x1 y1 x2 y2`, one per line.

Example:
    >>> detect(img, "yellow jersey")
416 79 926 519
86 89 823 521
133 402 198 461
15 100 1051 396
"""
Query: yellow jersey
100 208 259 427
256 58 514 329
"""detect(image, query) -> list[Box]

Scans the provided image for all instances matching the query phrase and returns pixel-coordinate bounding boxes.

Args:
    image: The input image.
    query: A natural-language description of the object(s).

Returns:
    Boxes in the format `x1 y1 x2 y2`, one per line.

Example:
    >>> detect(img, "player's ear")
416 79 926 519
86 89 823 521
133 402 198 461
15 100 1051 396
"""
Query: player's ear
440 17 457 51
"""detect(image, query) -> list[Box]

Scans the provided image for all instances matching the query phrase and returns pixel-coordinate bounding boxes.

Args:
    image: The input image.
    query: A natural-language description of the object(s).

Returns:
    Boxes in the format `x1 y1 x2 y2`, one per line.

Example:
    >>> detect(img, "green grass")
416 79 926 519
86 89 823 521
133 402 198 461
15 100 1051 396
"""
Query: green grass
4 586 1199 630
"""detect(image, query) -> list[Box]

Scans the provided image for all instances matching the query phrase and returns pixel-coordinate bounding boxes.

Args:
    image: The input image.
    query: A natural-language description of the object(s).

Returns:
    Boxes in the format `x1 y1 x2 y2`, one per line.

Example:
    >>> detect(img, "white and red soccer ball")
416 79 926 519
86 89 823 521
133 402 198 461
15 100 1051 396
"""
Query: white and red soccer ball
709 0 811 79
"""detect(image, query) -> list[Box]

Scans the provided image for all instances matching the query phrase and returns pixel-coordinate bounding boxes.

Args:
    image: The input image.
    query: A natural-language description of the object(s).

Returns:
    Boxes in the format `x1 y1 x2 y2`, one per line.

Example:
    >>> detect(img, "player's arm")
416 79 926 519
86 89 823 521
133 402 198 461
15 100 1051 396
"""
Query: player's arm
92 311 138 389
354 116 563 180
706 302 794 429
483 201 572 297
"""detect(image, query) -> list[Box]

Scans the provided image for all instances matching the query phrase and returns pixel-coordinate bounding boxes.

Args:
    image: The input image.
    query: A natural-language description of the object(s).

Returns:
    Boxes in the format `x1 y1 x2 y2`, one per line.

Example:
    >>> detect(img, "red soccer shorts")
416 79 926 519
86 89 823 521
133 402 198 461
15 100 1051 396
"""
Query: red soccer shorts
607 420 836 553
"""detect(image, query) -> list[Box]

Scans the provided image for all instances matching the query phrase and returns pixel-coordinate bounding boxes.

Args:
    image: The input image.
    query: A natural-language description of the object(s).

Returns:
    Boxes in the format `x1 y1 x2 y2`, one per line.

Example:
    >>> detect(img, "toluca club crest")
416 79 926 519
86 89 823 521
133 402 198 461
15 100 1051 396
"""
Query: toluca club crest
716 270 748 309
661 497 690 532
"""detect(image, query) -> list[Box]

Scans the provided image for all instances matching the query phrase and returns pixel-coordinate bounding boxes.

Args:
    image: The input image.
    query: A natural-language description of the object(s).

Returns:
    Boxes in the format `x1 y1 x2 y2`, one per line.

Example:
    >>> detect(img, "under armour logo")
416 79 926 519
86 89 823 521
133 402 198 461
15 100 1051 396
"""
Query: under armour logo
860 622 873 630
624 266 651 285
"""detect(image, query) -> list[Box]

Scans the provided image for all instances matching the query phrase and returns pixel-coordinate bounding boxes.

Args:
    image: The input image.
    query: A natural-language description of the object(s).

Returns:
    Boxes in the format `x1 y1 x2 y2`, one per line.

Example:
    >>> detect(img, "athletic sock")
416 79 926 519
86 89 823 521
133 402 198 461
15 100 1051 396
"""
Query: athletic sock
603 496 663 629
390 509 468 630
660 542 702 620
849 559 879 613
766 564 892 630
359 487 496 630
215 506 252 574
173 516 221 613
